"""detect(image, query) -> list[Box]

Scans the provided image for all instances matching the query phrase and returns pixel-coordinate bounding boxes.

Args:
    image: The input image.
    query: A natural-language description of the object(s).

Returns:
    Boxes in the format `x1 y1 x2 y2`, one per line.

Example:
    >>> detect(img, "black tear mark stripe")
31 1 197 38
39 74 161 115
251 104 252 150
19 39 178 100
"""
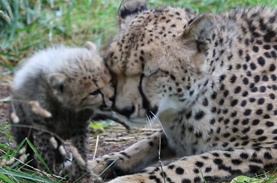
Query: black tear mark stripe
138 74 158 118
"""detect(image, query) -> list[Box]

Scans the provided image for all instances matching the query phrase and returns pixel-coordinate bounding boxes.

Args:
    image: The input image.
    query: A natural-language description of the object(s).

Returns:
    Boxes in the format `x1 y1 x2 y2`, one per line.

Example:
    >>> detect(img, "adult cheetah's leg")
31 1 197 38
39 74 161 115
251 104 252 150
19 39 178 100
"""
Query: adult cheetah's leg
107 147 277 183
89 131 175 180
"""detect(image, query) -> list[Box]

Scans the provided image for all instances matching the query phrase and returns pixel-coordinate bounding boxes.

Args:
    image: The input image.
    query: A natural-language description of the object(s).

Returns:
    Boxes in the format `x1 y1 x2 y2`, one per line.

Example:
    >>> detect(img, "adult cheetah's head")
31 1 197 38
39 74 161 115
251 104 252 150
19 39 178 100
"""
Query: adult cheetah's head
106 0 216 123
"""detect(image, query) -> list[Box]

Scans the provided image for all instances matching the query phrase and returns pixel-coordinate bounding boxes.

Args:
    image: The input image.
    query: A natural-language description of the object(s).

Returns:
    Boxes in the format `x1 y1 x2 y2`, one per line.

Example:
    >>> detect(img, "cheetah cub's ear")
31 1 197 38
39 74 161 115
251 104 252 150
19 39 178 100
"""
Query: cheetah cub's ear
182 13 216 52
48 73 67 94
84 41 97 51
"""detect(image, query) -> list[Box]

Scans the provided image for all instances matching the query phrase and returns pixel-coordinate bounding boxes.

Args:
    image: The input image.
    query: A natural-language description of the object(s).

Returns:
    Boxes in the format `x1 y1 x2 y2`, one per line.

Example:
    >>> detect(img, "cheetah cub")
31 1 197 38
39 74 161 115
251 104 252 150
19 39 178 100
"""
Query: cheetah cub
10 42 114 182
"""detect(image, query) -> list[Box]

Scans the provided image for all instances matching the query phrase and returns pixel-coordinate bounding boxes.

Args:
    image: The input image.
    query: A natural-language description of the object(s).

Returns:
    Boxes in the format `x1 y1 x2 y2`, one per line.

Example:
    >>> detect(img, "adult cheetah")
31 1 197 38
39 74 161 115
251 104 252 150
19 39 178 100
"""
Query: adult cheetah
89 0 277 182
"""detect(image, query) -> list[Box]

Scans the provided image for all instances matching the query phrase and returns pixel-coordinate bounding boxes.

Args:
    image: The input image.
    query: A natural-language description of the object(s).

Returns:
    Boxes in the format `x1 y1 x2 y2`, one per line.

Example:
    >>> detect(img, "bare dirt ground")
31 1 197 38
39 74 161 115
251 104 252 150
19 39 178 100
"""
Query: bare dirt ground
88 125 159 158
0 74 158 159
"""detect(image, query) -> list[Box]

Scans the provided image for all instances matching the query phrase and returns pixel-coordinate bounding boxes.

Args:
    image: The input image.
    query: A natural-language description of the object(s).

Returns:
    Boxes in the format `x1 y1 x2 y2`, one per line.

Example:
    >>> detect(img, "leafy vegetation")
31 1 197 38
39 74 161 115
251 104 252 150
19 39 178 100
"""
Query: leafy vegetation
0 0 276 70
0 0 277 182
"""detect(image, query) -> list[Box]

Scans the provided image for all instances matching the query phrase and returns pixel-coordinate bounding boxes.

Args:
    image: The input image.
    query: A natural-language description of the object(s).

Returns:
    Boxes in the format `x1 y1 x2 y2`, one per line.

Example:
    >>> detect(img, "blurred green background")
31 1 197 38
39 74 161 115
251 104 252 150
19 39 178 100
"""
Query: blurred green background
0 0 277 73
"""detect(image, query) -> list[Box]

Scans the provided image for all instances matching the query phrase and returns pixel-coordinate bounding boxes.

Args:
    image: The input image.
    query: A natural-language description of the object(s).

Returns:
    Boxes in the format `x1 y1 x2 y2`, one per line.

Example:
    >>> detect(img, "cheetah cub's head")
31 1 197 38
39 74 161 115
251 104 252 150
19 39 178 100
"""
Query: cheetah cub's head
48 42 114 112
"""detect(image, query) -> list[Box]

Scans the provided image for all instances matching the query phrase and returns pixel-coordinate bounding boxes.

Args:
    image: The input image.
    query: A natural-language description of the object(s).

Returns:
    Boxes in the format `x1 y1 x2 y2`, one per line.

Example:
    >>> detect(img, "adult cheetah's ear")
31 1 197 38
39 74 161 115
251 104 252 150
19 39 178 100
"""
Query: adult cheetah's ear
118 0 147 29
84 41 97 51
48 73 67 94
182 13 216 52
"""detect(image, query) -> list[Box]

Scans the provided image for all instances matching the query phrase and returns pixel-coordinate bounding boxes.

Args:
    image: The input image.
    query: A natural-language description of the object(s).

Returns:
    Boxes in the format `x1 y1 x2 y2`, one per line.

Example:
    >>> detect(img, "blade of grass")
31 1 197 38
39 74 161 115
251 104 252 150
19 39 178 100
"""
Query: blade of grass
25 138 51 174
0 168 58 183
0 51 19 59
0 173 14 183
10 138 28 158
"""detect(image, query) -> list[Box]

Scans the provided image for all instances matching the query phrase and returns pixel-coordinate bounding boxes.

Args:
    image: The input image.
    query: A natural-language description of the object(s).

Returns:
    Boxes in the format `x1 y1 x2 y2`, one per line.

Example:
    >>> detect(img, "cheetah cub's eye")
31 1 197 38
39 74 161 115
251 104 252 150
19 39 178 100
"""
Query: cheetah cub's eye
90 89 101 95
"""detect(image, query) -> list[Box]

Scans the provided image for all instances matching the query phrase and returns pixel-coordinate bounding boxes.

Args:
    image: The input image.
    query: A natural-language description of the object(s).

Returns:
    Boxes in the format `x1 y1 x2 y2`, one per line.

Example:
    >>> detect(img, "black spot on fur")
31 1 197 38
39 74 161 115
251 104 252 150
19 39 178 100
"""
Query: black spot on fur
175 167 184 174
195 111 205 120
264 31 276 42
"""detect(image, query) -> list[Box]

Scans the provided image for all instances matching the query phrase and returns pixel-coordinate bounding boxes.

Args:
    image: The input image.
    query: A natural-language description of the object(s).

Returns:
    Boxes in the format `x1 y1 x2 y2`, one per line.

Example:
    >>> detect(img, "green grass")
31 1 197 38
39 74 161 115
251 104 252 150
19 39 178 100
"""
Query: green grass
1 0 277 182
0 122 65 182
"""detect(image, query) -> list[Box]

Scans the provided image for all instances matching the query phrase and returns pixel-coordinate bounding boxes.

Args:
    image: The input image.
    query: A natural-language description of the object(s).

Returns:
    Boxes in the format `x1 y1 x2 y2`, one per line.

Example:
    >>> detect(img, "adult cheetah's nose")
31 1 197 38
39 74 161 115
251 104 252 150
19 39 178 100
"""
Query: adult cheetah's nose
115 105 135 118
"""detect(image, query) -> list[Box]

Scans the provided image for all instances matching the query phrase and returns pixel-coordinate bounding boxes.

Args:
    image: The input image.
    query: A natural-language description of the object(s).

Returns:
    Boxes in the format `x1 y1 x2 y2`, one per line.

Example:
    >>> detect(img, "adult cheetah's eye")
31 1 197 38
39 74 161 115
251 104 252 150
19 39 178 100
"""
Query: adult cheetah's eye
150 70 159 76
90 89 101 95
145 69 159 77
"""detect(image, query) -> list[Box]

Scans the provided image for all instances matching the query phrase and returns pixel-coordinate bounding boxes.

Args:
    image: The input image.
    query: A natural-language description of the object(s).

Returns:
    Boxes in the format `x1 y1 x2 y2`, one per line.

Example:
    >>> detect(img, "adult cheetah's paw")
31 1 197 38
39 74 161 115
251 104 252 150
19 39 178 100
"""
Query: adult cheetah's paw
88 157 110 178
88 153 137 180
107 174 156 183
77 175 103 183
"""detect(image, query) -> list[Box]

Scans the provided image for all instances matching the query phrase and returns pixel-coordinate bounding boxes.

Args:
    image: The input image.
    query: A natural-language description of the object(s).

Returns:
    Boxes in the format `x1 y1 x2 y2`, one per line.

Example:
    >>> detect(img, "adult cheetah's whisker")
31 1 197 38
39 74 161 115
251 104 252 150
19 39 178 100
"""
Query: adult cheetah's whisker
149 111 168 138
146 114 151 127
